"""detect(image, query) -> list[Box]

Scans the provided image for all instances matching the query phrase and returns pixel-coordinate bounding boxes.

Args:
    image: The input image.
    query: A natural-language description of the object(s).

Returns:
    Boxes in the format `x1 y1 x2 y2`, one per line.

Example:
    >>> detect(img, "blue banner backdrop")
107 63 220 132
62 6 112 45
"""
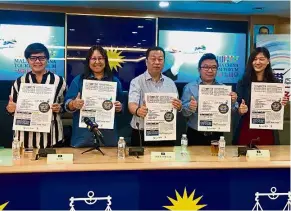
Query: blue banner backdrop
0 168 290 210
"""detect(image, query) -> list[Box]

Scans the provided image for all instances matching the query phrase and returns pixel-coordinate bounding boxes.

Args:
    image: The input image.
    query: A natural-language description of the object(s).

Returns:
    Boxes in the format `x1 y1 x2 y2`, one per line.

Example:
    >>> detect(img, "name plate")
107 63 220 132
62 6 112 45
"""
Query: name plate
151 152 175 161
246 150 270 160
47 154 73 164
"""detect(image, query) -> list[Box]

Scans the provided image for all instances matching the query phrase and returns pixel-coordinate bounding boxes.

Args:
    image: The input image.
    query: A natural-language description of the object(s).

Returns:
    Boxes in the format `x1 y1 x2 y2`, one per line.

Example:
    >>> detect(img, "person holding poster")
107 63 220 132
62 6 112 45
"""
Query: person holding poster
181 53 238 145
6 43 67 148
128 47 182 146
233 47 288 145
65 46 123 147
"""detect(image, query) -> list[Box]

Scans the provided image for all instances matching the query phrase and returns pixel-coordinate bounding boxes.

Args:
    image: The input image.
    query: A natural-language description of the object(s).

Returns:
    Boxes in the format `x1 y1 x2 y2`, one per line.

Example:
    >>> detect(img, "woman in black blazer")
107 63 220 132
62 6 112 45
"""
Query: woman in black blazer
233 47 288 145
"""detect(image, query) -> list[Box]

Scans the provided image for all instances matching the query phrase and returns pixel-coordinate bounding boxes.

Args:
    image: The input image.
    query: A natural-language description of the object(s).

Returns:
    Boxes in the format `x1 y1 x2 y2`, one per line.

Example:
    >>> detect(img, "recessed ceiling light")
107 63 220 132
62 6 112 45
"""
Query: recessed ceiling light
132 31 138 34
206 27 213 30
142 40 147 42
69 29 75 31
138 25 144 28
133 46 137 48
159 1 169 8
137 43 141 45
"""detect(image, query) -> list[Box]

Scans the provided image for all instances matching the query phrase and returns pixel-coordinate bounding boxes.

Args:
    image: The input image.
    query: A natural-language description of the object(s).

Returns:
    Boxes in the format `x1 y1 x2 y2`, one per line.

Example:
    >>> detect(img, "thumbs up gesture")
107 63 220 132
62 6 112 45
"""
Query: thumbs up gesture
137 100 148 118
189 96 197 111
6 95 16 113
72 92 84 110
238 99 248 115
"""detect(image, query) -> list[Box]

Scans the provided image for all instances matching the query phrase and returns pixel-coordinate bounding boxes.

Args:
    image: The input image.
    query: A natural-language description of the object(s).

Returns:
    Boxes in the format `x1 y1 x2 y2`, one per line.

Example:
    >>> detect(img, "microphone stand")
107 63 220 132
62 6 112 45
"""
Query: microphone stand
129 122 144 157
81 133 105 156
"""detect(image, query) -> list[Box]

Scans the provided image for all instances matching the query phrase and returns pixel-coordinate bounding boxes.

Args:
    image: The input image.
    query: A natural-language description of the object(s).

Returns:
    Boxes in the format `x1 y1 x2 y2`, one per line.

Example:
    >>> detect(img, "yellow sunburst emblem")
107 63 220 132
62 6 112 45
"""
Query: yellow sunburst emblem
0 202 8 210
106 48 125 71
163 188 207 210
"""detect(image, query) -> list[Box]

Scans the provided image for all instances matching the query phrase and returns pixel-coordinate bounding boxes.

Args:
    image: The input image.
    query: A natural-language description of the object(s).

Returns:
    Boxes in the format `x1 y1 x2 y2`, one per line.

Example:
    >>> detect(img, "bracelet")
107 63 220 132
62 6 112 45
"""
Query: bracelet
135 107 140 117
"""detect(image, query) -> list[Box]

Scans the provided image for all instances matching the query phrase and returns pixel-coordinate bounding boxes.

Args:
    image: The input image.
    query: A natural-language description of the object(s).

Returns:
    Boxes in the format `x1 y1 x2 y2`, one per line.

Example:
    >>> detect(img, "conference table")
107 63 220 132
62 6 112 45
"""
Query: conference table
0 146 290 210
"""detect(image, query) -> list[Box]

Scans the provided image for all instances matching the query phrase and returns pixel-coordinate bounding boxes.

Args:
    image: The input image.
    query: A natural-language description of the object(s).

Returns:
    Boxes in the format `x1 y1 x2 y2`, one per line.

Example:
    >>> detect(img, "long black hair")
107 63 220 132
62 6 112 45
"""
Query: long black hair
242 47 277 86
82 45 112 79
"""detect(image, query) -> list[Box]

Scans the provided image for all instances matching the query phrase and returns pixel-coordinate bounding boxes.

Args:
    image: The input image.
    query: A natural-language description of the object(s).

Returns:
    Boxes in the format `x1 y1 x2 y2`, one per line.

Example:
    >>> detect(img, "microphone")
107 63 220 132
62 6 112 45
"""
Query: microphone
136 122 143 148
238 137 260 157
128 121 144 157
83 117 104 143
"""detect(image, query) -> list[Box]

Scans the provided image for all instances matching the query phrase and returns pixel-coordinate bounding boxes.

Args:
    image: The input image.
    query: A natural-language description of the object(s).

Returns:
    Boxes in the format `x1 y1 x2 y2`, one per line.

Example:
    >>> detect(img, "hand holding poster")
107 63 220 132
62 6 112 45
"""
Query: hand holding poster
250 82 285 130
13 83 55 133
79 80 117 129
144 93 177 141
198 85 231 132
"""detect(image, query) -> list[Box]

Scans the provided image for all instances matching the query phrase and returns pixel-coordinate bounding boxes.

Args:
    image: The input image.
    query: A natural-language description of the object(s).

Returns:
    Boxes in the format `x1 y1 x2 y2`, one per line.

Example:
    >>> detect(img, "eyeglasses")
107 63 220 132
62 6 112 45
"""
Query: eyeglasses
200 66 218 71
90 57 105 62
29 56 47 62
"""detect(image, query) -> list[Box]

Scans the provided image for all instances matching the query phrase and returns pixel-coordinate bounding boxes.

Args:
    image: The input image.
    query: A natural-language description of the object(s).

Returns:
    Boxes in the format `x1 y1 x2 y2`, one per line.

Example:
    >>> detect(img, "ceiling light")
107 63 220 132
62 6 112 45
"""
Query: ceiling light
159 1 169 8
137 43 141 45
133 46 137 48
138 25 144 28
132 31 138 34
142 40 146 42
206 27 213 30
69 29 75 31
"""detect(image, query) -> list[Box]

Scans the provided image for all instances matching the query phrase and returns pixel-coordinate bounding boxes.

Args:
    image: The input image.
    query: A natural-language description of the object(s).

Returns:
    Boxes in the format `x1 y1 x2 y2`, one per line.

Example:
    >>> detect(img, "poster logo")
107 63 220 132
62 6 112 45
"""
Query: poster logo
252 187 291 211
69 191 112 211
163 187 206 210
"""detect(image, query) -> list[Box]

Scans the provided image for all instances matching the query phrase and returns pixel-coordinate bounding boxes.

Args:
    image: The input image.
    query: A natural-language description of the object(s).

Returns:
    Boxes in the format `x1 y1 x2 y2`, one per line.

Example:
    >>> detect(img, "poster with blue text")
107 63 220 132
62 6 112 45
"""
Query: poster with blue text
159 30 247 84
0 24 65 81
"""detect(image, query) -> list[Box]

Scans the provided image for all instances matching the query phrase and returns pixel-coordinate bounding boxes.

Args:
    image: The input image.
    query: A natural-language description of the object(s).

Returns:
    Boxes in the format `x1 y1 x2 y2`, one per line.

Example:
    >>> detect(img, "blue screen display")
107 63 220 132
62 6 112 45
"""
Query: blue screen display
159 30 247 84
0 24 65 81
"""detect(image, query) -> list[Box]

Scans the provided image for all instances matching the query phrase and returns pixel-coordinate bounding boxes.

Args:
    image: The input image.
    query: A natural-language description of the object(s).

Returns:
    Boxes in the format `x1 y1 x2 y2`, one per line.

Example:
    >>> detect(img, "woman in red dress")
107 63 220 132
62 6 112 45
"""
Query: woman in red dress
233 47 288 145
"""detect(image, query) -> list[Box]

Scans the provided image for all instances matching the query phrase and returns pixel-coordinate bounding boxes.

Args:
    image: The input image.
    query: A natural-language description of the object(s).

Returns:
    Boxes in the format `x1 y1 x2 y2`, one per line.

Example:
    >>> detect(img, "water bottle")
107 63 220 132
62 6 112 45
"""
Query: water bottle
218 136 226 158
181 134 188 155
117 137 126 159
12 137 20 160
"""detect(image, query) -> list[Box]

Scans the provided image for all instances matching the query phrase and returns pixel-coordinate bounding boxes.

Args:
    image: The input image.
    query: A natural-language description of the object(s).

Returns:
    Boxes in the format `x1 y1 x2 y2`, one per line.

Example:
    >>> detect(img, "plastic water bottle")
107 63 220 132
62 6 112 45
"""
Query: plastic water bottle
117 137 126 159
12 138 20 160
181 134 188 155
218 136 226 158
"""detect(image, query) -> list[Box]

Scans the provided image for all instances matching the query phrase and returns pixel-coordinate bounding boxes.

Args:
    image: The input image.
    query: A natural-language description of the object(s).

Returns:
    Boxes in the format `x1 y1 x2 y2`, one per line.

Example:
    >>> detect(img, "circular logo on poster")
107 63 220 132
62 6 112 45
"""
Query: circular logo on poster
38 102 50 113
271 101 282 112
102 100 113 111
164 111 174 122
218 103 229 114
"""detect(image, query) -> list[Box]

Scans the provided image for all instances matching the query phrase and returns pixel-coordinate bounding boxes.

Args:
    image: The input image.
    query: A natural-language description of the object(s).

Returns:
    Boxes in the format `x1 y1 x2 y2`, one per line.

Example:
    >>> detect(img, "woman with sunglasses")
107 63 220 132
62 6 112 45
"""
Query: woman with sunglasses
65 45 123 147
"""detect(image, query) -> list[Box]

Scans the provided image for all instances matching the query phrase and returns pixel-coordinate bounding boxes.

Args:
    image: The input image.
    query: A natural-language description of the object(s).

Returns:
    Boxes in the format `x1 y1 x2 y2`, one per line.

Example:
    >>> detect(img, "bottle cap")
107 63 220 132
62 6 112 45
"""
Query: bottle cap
119 137 124 140
182 134 187 138
220 136 225 140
